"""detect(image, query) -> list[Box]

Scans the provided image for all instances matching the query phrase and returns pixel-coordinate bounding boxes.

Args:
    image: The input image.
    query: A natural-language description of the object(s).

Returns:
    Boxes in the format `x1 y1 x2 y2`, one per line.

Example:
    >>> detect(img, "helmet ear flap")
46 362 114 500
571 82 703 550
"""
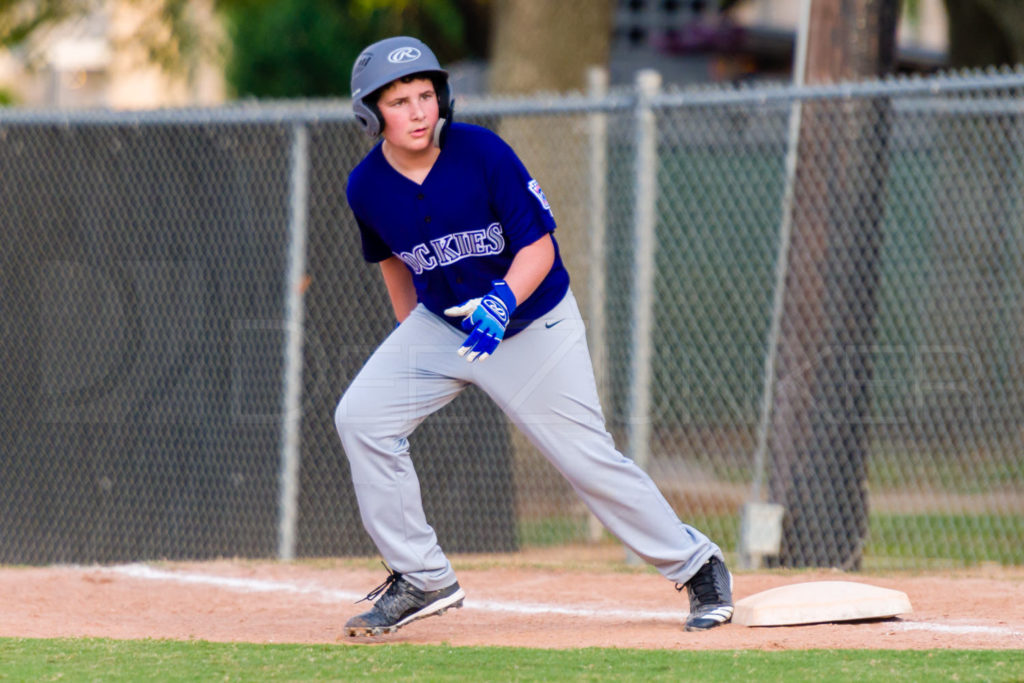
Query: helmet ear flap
432 77 454 149
352 98 382 137
434 78 453 123
433 117 448 148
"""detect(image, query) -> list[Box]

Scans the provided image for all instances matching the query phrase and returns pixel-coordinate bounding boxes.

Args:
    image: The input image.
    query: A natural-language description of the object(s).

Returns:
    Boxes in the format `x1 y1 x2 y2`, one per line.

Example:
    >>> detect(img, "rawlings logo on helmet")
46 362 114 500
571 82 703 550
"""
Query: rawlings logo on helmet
388 47 422 64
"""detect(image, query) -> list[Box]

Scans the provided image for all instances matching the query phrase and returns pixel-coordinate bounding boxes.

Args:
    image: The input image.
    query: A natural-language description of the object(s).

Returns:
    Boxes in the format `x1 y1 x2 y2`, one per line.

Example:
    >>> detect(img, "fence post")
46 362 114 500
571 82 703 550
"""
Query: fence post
586 66 610 543
624 69 661 563
277 123 310 561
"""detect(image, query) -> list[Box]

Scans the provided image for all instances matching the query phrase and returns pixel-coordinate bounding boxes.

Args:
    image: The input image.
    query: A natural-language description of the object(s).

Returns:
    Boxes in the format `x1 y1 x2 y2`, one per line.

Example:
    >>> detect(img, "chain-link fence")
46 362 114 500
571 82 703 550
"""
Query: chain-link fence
2 69 1022 569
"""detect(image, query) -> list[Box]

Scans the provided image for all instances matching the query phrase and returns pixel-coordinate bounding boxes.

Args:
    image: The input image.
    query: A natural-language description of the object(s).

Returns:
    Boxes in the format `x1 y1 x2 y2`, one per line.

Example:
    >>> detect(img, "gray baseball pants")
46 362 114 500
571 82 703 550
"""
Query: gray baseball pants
334 288 722 591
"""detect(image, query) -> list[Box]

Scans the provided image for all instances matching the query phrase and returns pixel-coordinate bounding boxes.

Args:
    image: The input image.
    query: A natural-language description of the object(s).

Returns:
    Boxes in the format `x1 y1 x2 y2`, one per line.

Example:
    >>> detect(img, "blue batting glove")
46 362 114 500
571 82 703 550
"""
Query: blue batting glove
443 280 517 362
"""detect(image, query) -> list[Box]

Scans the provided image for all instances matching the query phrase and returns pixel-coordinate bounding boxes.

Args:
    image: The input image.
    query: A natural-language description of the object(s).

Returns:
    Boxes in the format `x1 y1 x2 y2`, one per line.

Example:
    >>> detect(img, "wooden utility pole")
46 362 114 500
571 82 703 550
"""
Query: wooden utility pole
766 0 901 568
485 0 616 530
487 0 614 95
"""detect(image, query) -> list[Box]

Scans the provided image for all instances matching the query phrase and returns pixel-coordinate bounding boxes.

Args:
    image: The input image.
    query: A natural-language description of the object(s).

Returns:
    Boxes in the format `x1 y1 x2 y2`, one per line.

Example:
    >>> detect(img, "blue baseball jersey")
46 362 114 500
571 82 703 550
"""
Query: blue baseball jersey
346 122 570 336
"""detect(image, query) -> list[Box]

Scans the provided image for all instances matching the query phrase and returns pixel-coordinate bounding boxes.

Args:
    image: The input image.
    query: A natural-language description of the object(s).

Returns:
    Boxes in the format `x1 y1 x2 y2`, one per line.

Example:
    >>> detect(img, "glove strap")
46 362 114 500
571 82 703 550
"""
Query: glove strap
490 279 518 314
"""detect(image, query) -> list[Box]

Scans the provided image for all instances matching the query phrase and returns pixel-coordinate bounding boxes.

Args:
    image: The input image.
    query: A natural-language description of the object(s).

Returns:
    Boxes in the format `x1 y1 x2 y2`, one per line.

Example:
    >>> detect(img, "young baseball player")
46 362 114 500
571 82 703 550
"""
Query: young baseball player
336 36 733 636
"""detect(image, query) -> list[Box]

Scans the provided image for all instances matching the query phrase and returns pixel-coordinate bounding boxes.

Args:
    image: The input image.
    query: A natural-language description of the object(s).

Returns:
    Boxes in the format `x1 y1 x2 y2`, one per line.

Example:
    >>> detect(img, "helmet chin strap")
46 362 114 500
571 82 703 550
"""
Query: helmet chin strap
432 118 448 149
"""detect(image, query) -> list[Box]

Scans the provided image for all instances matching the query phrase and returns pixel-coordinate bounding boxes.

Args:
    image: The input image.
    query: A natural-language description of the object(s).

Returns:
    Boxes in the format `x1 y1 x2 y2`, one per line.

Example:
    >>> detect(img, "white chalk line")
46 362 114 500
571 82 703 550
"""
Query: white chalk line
893 621 1024 638
103 563 682 622
101 563 1024 638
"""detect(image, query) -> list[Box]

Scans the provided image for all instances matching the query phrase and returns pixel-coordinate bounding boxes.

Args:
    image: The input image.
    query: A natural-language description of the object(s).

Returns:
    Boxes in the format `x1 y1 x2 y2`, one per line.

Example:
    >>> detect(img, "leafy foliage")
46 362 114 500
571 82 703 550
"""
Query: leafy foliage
0 0 89 48
223 0 485 99
225 0 361 98
0 0 486 99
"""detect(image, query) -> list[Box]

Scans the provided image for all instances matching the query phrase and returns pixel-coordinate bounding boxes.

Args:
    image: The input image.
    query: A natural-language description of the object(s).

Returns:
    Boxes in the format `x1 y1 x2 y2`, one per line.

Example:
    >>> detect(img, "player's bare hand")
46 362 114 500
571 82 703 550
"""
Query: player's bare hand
443 280 517 362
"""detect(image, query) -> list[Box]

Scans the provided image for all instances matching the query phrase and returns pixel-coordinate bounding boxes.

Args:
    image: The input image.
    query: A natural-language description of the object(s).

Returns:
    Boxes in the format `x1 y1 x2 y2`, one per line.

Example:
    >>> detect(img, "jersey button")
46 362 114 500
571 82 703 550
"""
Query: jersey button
417 193 425 200
424 215 431 223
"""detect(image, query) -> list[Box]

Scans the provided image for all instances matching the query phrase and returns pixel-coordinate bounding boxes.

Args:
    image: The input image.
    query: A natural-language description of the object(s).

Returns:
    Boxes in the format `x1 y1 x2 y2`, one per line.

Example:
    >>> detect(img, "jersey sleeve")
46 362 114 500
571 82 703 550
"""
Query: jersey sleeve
354 215 393 263
346 167 394 263
485 134 558 252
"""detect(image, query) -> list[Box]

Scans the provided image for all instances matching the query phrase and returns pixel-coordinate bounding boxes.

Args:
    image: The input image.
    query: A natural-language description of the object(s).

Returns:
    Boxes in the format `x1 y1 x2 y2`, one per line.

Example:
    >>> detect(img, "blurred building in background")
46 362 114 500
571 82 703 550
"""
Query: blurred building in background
0 0 950 108
611 0 949 87
0 0 224 108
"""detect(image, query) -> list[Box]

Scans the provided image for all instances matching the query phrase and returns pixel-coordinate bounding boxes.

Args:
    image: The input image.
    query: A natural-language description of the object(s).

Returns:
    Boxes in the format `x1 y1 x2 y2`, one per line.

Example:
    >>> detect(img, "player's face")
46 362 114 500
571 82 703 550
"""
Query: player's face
378 78 440 154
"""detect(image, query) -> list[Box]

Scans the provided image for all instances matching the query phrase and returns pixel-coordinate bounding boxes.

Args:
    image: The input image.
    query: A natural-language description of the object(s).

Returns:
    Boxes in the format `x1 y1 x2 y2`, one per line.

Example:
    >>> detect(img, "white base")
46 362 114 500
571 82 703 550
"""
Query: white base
733 580 912 627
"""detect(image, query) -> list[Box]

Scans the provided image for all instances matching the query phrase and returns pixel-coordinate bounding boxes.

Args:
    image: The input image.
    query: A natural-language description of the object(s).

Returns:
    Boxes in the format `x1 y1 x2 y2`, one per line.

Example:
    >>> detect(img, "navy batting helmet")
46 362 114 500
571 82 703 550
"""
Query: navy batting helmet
351 36 454 146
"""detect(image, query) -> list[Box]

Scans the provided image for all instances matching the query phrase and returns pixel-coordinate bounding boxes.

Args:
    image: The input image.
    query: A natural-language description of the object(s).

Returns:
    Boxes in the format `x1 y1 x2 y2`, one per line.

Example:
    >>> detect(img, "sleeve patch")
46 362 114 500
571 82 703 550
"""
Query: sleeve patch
528 179 553 216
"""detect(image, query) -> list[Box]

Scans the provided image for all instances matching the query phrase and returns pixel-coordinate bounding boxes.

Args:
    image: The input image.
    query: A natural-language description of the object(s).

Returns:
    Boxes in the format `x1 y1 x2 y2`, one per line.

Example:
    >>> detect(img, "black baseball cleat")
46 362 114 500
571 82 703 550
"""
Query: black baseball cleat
345 567 465 637
678 556 734 631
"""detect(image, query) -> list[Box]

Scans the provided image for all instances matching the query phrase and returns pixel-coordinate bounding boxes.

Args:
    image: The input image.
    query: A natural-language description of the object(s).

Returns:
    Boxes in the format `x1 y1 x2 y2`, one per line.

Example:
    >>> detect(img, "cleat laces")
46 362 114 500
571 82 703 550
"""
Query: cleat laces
679 567 719 604
676 557 731 611
357 563 402 604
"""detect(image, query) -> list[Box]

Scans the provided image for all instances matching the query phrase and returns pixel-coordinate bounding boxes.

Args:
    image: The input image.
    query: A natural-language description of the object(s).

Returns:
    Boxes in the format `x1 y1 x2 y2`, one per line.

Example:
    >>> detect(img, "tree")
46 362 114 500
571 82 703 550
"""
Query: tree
1 0 86 49
0 0 220 71
0 0 489 100
943 0 1024 68
487 0 613 95
481 0 615 526
226 0 490 98
225 0 361 98
766 0 901 569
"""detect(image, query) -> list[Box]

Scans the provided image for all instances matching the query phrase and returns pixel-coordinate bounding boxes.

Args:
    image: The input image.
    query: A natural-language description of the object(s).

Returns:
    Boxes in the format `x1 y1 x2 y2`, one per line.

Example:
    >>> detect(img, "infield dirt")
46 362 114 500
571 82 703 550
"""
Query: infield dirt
3 544 1022 651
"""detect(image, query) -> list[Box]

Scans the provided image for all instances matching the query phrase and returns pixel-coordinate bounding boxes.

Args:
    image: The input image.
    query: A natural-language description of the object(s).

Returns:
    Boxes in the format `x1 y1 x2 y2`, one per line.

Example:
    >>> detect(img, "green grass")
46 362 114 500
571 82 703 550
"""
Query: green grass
692 511 1024 568
520 512 1024 568
867 513 1024 567
518 516 590 547
2 639 1022 682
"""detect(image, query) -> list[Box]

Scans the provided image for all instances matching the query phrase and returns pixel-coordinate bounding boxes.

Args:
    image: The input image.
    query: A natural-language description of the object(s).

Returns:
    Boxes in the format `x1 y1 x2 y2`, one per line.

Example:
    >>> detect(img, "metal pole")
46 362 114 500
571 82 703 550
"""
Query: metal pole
277 124 310 560
751 0 812 504
625 69 661 564
627 69 661 472
586 66 610 543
